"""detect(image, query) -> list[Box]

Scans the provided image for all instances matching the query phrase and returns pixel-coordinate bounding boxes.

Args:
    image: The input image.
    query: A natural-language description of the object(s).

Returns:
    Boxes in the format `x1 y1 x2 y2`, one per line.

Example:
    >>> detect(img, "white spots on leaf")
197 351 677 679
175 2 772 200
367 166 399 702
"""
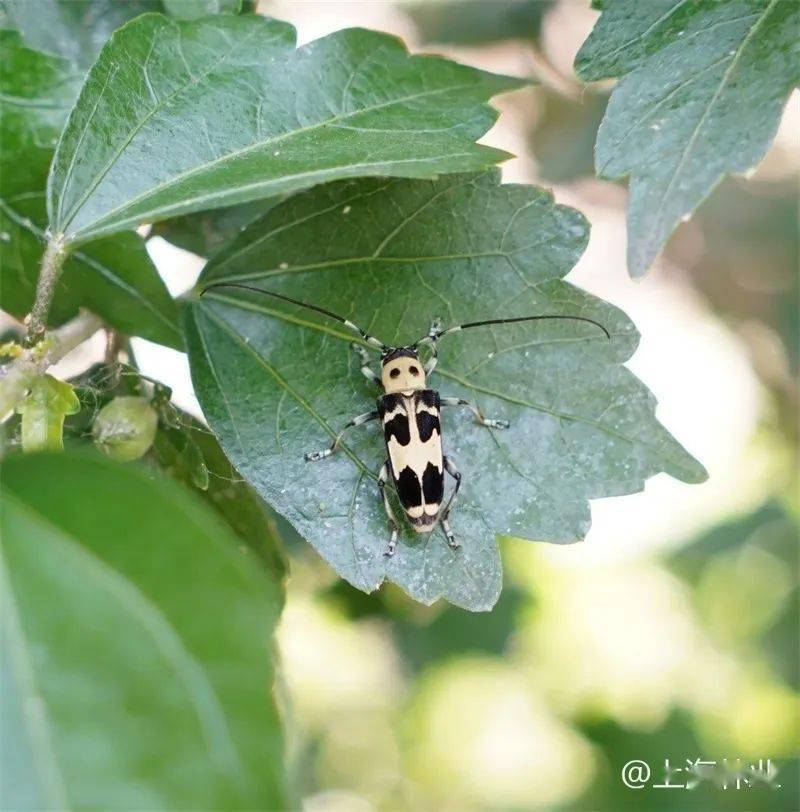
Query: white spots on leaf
342 205 351 215
0 232 9 243
279 261 289 269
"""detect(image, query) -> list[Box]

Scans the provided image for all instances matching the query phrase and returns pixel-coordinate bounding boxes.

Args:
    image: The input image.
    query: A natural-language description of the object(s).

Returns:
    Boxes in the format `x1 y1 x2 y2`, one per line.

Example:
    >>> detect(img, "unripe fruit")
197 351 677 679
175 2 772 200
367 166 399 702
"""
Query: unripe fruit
93 396 157 461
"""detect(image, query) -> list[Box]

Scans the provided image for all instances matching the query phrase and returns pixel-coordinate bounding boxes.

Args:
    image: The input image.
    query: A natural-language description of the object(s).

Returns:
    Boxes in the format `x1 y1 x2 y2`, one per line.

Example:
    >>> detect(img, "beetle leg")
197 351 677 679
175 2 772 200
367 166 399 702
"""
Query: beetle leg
351 342 381 386
439 455 462 549
378 460 400 556
304 410 378 461
440 397 509 429
420 317 444 375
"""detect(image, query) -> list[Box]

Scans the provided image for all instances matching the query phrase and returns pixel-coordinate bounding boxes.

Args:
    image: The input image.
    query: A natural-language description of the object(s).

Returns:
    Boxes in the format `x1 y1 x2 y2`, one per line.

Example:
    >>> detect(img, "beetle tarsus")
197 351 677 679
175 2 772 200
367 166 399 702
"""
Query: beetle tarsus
384 527 398 557
483 417 510 429
428 316 444 338
441 517 459 549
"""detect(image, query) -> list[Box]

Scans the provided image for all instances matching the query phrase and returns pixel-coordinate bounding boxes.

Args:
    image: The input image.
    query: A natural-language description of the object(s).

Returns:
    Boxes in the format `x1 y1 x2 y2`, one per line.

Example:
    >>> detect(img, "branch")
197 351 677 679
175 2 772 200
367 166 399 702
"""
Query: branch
0 310 103 421
26 232 68 344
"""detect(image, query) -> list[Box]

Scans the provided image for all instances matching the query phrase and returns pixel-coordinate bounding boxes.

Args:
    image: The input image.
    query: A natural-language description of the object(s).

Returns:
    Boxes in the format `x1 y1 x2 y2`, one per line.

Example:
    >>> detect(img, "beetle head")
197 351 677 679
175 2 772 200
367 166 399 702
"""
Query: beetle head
380 347 426 393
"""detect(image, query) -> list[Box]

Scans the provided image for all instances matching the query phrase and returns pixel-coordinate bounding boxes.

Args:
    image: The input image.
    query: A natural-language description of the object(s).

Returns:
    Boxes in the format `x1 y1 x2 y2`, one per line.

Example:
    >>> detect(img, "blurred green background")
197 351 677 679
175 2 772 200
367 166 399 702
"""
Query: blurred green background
238 2 797 810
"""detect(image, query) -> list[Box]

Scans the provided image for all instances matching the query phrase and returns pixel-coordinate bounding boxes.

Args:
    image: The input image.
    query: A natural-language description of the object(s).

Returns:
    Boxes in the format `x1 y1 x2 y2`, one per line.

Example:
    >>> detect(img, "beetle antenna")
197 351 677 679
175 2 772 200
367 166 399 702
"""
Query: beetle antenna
201 282 388 351
417 314 611 345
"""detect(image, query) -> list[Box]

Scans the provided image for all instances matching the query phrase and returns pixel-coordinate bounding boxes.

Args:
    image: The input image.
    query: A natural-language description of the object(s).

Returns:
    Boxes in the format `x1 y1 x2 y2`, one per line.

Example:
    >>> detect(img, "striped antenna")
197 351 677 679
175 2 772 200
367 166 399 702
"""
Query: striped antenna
418 314 611 344
200 283 388 351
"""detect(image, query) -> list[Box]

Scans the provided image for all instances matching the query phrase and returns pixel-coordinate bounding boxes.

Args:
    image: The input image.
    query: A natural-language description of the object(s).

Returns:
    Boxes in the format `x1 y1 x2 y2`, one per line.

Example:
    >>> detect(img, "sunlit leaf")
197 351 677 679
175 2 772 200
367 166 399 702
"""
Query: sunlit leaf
0 451 287 809
48 13 523 244
575 0 799 276
186 170 706 611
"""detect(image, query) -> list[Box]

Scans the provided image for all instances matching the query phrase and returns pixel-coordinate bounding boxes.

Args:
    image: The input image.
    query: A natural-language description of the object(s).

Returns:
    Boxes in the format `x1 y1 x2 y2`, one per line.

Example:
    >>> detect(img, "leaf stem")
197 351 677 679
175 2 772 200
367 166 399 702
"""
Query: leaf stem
0 310 103 421
26 233 68 346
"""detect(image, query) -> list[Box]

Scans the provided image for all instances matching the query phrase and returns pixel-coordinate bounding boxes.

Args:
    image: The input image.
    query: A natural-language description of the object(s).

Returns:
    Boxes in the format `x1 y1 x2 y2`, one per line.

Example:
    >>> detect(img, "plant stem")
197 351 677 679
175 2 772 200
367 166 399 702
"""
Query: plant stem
26 233 68 345
0 310 103 421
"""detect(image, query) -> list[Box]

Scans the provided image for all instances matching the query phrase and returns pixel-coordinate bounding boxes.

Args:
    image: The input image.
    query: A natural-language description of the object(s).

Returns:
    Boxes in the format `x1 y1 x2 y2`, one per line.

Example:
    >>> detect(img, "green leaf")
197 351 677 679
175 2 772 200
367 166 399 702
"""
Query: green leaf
152 198 279 257
2 0 161 69
405 0 551 45
0 30 81 199
185 170 706 612
164 0 242 20
152 408 289 582
15 374 79 452
47 13 523 245
0 451 287 810
575 0 800 277
0 30 182 348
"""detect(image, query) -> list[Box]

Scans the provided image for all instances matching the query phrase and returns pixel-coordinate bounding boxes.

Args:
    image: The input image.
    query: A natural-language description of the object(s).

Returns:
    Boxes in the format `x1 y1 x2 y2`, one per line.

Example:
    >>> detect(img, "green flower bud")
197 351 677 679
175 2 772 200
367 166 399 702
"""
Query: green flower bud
93 396 158 461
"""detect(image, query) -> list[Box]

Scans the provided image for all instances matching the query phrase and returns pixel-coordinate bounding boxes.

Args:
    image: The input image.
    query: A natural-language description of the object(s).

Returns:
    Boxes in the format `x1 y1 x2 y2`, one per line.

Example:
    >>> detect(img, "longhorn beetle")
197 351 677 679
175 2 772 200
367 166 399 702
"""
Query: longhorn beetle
201 283 610 556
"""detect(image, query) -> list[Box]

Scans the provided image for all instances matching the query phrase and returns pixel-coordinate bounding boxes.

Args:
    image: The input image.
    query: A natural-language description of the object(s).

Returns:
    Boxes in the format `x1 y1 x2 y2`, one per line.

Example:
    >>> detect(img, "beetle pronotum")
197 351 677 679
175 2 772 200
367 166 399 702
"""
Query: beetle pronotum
202 283 610 556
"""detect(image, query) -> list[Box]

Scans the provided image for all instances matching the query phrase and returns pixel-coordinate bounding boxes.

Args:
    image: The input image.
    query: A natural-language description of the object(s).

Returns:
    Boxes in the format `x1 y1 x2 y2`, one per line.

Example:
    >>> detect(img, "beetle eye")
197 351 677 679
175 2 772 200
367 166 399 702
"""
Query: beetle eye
409 365 419 376
389 367 401 378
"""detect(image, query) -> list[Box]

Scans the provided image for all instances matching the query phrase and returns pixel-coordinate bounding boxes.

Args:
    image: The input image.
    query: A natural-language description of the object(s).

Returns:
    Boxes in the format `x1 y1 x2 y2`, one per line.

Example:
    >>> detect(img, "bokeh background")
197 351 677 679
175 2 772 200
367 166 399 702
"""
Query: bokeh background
49 1 799 809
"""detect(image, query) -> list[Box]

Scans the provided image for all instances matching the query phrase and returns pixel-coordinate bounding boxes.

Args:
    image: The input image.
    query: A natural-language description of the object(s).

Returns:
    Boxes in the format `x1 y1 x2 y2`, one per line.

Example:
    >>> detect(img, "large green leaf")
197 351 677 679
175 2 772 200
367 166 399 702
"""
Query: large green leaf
185 170 706 611
1 0 161 69
47 13 523 245
0 451 287 810
575 0 799 277
0 30 181 347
